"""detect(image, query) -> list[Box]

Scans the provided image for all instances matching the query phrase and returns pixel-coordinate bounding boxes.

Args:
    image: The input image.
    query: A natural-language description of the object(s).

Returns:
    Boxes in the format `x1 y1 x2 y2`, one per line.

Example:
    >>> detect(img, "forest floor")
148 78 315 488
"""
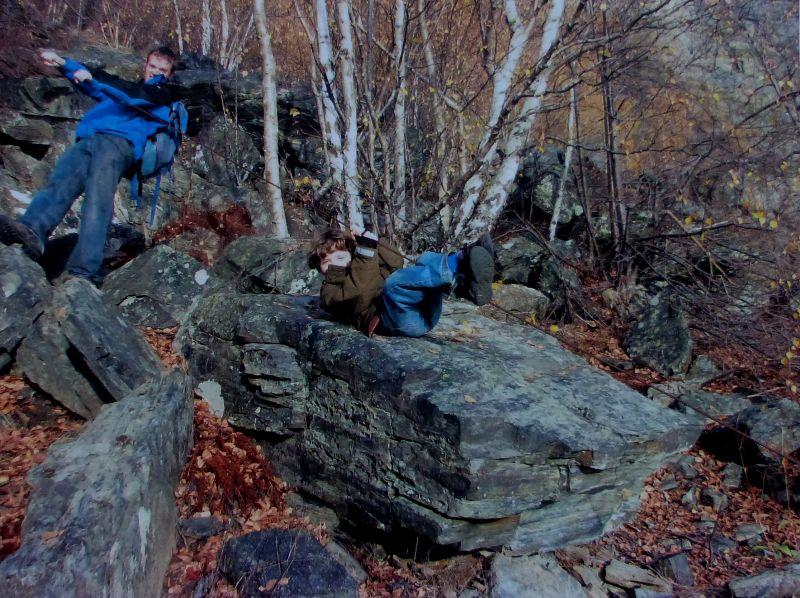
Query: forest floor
1 321 798 596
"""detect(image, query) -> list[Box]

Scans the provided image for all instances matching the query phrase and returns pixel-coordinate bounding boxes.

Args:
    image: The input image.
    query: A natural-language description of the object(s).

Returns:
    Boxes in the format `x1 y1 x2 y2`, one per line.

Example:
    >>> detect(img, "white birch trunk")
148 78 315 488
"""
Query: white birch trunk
219 0 231 69
254 0 289 238
480 0 534 151
393 0 408 227
202 0 212 55
454 0 567 240
315 0 345 210
452 0 532 237
549 83 577 241
336 0 364 229
171 0 184 55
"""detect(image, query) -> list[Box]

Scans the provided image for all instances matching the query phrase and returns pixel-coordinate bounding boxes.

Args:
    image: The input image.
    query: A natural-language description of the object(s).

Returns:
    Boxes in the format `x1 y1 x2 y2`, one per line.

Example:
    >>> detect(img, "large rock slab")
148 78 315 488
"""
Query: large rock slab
103 244 212 328
16 277 164 418
180 291 702 552
0 246 51 371
0 370 193 597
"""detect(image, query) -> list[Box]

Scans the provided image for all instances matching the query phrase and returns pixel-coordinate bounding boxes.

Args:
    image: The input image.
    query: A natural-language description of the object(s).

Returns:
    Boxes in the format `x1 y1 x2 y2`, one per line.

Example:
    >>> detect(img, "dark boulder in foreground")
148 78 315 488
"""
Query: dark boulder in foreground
220 529 359 597
0 371 193 597
181 291 702 553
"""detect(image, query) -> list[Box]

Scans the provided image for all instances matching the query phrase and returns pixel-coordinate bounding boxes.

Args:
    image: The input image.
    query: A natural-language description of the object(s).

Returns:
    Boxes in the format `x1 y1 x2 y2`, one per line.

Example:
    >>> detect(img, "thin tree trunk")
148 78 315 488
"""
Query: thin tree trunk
220 0 231 69
315 0 345 215
202 0 212 55
571 76 598 259
393 0 408 229
418 0 450 230
172 0 184 55
336 0 364 228
254 0 289 238
550 82 577 241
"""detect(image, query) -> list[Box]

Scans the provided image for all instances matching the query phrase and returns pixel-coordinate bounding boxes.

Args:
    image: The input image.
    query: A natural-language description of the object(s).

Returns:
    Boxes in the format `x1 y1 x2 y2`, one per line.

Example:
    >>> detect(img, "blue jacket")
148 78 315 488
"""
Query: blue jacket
60 58 172 160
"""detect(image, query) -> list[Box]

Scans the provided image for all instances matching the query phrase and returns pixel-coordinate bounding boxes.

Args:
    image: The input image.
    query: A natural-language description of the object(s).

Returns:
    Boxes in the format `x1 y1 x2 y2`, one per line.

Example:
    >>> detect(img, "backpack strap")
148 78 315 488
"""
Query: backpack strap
130 170 143 209
149 170 163 227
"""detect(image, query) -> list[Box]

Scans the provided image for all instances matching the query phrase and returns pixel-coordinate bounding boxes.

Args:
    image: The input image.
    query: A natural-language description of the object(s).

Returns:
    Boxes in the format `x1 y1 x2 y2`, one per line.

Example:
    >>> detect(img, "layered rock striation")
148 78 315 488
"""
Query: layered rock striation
181 291 702 553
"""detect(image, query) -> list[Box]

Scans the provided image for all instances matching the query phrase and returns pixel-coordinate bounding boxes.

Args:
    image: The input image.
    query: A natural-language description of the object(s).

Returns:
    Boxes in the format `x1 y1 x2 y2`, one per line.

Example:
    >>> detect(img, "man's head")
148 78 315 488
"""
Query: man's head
144 47 177 81
308 228 355 274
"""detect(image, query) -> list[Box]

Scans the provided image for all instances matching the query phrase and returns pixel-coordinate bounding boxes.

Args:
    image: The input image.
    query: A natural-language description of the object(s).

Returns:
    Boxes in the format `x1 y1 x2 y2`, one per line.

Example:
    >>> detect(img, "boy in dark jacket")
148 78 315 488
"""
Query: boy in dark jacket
0 47 176 284
308 227 494 337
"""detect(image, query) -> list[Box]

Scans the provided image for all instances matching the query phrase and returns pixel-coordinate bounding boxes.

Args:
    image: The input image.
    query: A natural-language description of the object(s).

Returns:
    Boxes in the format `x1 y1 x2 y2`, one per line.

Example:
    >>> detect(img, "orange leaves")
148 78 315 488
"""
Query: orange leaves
0 375 83 562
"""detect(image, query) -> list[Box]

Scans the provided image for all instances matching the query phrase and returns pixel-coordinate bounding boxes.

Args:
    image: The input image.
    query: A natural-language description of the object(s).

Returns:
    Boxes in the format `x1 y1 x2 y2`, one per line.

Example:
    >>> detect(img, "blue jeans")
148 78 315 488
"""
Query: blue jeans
380 251 454 337
20 133 134 282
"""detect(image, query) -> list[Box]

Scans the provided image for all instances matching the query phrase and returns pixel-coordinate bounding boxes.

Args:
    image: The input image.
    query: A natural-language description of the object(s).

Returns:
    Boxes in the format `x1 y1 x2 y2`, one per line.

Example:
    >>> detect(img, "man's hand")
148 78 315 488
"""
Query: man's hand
71 69 93 83
40 49 65 67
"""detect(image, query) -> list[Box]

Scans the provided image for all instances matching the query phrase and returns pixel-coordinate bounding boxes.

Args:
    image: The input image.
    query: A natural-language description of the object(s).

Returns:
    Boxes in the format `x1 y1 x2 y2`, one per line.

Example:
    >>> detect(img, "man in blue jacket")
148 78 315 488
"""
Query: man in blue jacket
0 46 177 284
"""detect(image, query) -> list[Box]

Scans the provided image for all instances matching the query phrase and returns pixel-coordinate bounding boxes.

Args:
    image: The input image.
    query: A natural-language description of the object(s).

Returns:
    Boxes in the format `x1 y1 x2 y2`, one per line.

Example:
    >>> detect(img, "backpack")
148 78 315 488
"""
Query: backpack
129 100 189 226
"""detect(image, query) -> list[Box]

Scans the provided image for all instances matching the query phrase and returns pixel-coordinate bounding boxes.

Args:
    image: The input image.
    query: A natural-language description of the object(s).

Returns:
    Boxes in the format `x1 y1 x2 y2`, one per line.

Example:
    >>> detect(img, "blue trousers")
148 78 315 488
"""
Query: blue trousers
380 251 454 337
20 133 134 282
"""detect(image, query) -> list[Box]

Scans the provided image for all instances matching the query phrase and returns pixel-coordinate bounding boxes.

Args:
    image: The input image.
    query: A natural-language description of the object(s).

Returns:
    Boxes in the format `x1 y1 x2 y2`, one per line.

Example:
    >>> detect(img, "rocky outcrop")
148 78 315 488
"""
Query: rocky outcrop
0 370 193 598
219 530 359 597
481 283 549 323
14 277 164 418
624 292 693 376
180 291 702 553
494 236 546 286
0 246 51 371
728 563 800 598
211 235 320 295
103 244 212 328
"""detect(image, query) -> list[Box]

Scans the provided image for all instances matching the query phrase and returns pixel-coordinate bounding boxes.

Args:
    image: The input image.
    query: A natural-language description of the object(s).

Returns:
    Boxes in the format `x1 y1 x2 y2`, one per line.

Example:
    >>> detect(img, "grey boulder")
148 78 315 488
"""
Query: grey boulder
624 292 693 376
211 235 320 295
16 277 163 418
103 244 212 328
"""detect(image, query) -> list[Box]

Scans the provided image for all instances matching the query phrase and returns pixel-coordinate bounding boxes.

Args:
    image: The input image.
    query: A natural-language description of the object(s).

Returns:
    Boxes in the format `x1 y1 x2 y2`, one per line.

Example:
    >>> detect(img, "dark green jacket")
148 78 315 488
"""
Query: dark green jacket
320 238 403 333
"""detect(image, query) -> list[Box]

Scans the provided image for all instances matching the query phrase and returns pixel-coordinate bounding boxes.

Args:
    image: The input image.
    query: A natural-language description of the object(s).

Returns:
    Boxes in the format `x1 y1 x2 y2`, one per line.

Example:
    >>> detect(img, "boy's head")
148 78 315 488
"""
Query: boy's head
144 46 177 81
308 228 356 274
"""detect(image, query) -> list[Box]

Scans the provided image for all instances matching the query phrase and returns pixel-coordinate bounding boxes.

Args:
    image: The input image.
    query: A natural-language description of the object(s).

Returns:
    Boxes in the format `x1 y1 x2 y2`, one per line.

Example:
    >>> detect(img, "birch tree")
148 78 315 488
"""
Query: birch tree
315 0 345 213
201 0 212 56
254 0 289 238
219 0 231 68
454 0 569 241
171 0 184 55
392 0 408 226
550 82 577 241
336 0 364 228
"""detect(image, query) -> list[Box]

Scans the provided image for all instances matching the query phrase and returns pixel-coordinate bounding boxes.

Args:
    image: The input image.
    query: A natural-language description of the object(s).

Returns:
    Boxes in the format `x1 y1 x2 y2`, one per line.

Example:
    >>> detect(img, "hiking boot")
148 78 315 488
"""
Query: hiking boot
0 215 44 260
466 244 494 306
471 232 495 261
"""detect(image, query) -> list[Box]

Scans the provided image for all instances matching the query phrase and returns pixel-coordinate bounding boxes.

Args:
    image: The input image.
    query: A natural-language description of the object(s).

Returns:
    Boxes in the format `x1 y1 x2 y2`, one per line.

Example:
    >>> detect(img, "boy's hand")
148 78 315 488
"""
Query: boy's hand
40 49 66 67
320 249 352 274
350 224 365 238
72 69 93 83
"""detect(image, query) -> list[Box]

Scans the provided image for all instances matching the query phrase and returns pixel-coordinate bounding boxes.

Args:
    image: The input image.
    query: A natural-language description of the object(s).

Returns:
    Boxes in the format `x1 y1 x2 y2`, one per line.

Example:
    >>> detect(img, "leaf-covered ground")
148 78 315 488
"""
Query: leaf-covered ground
0 375 83 560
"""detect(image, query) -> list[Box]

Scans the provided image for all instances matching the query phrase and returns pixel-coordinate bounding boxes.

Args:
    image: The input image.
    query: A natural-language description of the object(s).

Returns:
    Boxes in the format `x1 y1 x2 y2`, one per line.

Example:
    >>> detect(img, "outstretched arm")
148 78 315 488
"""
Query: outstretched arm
41 49 172 109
